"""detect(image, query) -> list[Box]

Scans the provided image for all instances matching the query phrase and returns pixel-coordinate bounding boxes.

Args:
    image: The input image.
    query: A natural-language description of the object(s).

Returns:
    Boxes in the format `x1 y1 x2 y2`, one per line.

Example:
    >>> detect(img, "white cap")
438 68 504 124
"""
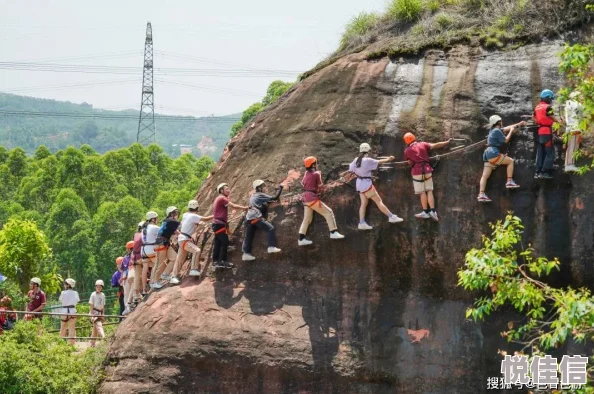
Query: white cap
165 206 178 216
95 280 104 287
188 200 199 209
252 179 265 189
359 143 371 153
216 183 228 193
138 221 144 228
30 277 41 286
65 278 76 288
489 115 502 127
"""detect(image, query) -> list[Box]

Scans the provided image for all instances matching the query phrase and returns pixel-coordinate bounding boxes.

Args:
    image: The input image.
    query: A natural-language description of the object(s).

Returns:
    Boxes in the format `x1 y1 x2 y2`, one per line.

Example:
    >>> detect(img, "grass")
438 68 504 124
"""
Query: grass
386 0 424 22
340 12 380 50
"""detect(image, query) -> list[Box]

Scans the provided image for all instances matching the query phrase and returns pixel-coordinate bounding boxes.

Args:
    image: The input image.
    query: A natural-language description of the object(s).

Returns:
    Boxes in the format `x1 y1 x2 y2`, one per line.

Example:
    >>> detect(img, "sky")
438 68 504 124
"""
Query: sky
0 0 386 117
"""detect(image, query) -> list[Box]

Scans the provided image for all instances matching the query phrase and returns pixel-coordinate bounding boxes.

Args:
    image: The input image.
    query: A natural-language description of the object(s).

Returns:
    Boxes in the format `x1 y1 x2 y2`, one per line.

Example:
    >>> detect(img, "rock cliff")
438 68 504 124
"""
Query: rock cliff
100 39 594 393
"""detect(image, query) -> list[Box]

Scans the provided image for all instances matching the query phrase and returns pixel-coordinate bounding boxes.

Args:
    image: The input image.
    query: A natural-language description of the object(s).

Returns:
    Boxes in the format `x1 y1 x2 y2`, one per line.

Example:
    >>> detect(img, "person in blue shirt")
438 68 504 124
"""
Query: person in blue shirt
478 115 526 202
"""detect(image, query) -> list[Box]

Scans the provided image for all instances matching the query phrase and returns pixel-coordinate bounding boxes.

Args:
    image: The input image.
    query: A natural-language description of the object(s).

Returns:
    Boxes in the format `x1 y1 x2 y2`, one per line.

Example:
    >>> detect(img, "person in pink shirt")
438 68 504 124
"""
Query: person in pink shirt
298 156 344 246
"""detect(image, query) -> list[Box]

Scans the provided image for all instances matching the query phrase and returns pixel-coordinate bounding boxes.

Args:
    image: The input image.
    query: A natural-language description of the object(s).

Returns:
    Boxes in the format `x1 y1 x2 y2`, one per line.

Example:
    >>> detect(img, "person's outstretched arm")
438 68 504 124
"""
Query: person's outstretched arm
269 185 284 201
229 201 248 210
429 139 452 150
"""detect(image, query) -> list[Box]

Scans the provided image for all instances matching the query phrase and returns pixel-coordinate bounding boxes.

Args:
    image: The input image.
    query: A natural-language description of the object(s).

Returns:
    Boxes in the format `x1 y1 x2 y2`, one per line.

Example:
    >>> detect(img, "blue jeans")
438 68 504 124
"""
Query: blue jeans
536 134 554 174
242 218 276 254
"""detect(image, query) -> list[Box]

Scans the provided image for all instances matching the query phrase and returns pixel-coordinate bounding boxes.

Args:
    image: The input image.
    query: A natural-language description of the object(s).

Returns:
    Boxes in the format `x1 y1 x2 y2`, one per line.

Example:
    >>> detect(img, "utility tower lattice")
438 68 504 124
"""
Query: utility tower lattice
137 22 155 144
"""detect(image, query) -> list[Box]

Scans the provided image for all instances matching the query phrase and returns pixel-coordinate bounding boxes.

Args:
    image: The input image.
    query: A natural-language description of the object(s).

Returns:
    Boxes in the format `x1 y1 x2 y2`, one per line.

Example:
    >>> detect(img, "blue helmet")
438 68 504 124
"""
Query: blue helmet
540 89 555 100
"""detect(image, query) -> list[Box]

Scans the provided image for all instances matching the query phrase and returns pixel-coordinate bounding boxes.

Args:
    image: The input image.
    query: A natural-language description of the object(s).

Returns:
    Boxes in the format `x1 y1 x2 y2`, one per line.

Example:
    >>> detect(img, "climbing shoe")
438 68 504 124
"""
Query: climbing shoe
151 281 164 290
267 247 281 253
505 180 520 189
415 212 431 219
540 173 553 179
169 277 180 285
477 193 491 202
189 269 201 277
160 273 170 280
358 222 373 230
329 232 345 240
429 211 439 222
565 165 579 173
298 238 313 246
534 173 542 179
122 306 131 316
217 261 234 269
388 215 404 223
242 253 256 261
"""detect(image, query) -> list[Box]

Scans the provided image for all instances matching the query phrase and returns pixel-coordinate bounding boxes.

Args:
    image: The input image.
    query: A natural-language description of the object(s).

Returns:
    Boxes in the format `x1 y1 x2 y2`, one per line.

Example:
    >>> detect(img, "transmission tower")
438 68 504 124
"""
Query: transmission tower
137 22 155 144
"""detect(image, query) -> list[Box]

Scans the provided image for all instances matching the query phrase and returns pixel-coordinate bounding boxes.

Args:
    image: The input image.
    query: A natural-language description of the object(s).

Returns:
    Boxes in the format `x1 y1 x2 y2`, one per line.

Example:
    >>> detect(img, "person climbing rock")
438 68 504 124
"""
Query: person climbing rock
122 240 135 315
403 133 451 221
25 277 46 321
151 206 181 289
131 222 144 305
563 91 584 173
89 280 105 347
141 211 160 294
477 115 526 202
111 257 125 316
533 89 563 179
59 278 79 345
298 156 344 245
241 180 283 261
169 200 213 284
348 143 403 230
212 183 248 269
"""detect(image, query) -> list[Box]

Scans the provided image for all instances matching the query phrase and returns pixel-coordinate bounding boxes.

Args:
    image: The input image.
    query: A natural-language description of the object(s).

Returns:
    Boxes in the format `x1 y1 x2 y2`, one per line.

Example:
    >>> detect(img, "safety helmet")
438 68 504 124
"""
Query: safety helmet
303 156 317 168
126 240 134 249
65 278 76 288
137 221 144 229
253 179 265 189
95 280 104 287
30 277 41 286
540 89 555 100
359 143 371 153
146 211 158 221
188 200 199 209
116 256 124 265
489 115 502 127
165 206 178 216
403 132 416 145
216 183 228 193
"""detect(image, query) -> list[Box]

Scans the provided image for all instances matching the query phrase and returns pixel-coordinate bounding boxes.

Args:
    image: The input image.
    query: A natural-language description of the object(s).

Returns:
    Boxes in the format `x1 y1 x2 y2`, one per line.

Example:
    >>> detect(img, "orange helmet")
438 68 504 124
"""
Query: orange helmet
126 241 134 249
116 256 124 265
403 132 416 145
303 156 317 168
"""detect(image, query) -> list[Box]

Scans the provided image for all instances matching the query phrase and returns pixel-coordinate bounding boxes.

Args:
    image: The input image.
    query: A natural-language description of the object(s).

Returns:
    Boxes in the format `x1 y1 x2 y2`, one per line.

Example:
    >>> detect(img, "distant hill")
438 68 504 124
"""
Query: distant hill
0 92 239 158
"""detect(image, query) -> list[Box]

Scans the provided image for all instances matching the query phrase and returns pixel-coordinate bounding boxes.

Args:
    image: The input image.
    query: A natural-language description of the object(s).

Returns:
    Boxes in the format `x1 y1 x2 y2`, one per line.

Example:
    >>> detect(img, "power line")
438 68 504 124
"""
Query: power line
155 78 261 98
0 110 240 123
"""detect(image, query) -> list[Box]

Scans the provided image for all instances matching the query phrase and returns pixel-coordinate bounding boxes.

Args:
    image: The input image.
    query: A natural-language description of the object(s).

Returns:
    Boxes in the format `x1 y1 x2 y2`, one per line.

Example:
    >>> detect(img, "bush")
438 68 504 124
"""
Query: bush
435 12 455 29
387 0 424 22
340 12 379 49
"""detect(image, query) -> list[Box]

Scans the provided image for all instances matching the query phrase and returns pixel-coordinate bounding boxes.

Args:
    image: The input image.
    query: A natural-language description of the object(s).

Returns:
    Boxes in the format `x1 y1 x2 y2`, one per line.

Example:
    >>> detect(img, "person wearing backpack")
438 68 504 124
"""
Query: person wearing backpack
141 211 160 293
59 278 80 345
151 206 181 289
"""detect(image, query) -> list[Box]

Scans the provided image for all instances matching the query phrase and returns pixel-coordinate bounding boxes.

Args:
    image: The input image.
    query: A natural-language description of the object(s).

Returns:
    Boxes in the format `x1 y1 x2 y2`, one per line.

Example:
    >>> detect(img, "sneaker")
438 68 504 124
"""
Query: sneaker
298 238 313 246
415 211 431 219
218 261 234 269
189 269 201 277
477 193 491 202
160 273 170 280
151 281 164 290
169 277 180 285
122 306 131 316
388 215 404 223
429 211 439 222
534 173 542 179
329 232 345 240
242 253 256 261
358 222 373 230
267 247 281 253
565 165 579 173
505 179 520 189
540 173 553 179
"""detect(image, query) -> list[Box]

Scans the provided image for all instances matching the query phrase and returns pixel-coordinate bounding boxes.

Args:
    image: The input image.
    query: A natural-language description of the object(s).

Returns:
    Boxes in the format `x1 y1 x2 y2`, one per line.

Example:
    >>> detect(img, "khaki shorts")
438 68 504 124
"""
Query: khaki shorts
412 174 434 194
360 185 378 198
484 154 506 168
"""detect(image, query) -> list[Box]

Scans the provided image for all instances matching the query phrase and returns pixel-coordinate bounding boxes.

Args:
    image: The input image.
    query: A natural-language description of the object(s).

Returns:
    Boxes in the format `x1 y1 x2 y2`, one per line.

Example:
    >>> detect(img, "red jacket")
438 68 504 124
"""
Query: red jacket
534 101 554 135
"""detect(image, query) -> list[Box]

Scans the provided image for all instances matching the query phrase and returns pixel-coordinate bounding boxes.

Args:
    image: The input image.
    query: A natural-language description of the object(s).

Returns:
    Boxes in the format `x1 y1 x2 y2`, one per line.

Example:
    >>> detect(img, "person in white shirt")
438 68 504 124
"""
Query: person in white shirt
141 211 160 295
89 280 106 347
563 91 584 172
59 278 79 345
169 200 213 285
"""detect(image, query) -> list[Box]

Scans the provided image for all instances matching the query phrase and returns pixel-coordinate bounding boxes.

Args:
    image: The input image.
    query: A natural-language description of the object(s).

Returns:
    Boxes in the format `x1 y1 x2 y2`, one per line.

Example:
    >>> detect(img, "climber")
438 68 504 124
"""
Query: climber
151 206 181 289
403 133 451 221
477 115 526 202
563 91 584 173
169 200 214 284
213 183 248 269
89 279 106 347
111 257 125 316
141 211 160 295
533 89 563 179
298 156 344 245
25 277 46 321
59 278 79 345
242 180 283 261
122 240 135 315
348 143 403 230
131 222 144 305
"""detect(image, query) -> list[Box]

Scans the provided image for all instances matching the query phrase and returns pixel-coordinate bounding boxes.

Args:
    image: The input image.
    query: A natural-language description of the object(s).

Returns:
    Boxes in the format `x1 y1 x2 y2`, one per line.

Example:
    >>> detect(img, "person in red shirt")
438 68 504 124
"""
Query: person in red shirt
533 89 563 179
25 277 46 320
298 156 344 246
403 133 451 221
0 296 17 334
212 183 248 269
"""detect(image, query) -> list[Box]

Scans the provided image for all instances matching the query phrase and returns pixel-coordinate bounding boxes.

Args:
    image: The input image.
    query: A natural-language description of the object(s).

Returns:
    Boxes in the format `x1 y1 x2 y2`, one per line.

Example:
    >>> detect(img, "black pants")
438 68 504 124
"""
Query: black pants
212 223 229 262
536 134 555 174
242 219 276 254
118 286 125 315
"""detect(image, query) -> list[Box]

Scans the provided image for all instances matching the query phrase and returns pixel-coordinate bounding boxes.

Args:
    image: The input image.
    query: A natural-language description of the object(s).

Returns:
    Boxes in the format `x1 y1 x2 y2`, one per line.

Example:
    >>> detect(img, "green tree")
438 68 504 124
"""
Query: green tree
261 80 294 106
57 147 85 193
33 145 51 161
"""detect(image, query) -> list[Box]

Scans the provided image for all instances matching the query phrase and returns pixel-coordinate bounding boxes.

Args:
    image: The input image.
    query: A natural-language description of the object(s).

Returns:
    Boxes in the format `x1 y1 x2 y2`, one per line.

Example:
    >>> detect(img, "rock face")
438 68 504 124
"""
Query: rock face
100 41 594 393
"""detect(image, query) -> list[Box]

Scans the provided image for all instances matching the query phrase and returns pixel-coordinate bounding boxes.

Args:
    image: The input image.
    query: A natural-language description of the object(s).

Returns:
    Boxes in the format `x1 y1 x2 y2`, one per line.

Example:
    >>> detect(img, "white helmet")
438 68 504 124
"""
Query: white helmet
30 277 41 286
359 143 371 153
138 221 144 229
95 280 104 287
65 278 76 288
188 200 199 209
165 206 178 216
489 115 502 127
252 179 265 190
216 183 228 193
146 211 158 220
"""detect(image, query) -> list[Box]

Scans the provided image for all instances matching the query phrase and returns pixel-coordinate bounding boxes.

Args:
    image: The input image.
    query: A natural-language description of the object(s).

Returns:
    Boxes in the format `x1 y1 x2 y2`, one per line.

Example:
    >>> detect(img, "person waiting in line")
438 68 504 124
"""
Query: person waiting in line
563 91 584 173
169 200 214 284
141 211 160 294
89 279 106 347
151 206 181 289
59 278 79 345
478 115 526 202
533 89 563 179
122 241 135 315
0 296 17 335
298 156 344 246
242 180 283 261
110 257 125 316
25 277 46 321
403 133 451 221
348 143 403 230
131 222 144 305
213 183 248 269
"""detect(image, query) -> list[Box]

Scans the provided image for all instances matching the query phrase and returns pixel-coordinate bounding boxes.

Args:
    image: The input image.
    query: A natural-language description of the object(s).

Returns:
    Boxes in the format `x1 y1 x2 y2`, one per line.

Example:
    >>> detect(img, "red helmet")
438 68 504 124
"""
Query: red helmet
403 132 416 145
116 256 124 265
303 156 317 168
126 241 134 249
